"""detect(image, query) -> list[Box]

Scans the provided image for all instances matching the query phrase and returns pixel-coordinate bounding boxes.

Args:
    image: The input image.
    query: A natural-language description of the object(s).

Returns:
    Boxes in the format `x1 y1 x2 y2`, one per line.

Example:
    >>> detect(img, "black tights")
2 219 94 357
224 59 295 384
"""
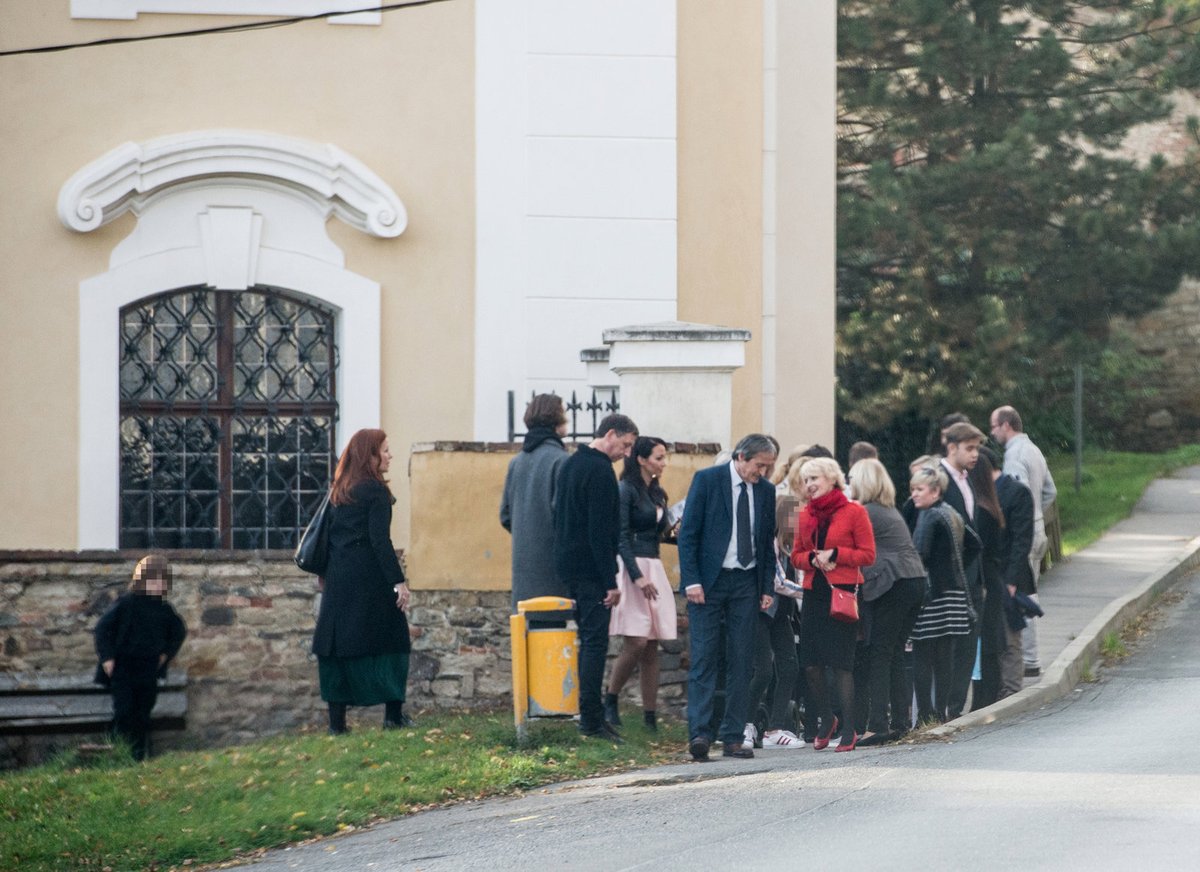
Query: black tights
805 665 855 742
912 637 955 724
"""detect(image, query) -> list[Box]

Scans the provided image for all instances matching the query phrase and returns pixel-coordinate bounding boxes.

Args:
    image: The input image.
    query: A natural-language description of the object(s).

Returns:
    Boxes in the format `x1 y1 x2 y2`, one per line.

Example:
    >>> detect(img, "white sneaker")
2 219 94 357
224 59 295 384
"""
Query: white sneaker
762 729 805 749
742 722 758 750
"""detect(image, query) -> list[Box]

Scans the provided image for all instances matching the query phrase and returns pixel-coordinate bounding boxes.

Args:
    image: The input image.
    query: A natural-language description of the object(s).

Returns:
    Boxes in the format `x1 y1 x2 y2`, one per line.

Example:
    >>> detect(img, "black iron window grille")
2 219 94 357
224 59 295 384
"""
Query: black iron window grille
507 388 620 443
119 286 337 549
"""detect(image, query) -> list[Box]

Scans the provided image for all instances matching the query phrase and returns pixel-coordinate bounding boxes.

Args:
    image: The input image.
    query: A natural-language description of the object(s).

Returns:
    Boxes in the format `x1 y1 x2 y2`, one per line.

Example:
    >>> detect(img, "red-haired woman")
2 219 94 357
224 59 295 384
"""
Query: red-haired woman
312 429 412 734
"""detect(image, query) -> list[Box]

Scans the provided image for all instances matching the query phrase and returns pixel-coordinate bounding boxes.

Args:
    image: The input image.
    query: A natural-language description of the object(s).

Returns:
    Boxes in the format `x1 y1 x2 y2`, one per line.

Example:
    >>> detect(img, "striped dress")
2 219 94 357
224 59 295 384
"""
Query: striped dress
909 502 975 641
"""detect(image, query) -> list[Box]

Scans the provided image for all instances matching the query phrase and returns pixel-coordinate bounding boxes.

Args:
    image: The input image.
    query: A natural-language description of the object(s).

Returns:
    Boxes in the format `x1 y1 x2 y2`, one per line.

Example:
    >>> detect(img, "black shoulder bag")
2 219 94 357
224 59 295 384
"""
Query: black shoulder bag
295 492 333 575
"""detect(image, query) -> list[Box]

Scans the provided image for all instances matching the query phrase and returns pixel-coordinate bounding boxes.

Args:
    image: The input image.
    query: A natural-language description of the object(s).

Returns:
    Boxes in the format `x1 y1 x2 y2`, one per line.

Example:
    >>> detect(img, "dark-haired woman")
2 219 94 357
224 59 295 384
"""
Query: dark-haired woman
312 429 412 734
604 437 677 731
967 451 1007 709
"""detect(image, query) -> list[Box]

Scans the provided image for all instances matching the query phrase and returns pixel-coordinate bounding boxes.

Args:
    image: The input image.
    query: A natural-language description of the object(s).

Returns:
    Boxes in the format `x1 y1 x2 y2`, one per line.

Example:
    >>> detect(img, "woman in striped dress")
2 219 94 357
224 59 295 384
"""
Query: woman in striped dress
907 465 980 724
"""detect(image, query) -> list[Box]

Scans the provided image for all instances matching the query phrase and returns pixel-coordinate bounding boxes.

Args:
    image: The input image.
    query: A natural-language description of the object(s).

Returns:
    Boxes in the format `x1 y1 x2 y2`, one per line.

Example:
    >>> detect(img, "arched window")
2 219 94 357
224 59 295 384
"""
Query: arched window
63 131 403 548
119 286 337 549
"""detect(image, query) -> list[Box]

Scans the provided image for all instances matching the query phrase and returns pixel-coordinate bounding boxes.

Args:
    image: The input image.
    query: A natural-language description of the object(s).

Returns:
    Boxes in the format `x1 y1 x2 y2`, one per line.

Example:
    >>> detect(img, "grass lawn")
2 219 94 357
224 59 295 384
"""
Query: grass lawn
1048 444 1200 556
0 713 685 871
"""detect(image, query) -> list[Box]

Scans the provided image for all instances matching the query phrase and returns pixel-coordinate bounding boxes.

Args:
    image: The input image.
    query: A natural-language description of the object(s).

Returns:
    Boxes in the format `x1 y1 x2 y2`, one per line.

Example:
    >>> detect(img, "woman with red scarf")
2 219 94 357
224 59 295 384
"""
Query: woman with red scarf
791 457 876 751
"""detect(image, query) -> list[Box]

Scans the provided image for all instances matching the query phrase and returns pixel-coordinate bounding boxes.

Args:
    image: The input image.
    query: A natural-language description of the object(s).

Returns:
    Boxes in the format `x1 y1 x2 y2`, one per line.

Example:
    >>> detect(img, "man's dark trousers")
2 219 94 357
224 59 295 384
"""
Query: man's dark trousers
687 568 758 746
570 581 611 732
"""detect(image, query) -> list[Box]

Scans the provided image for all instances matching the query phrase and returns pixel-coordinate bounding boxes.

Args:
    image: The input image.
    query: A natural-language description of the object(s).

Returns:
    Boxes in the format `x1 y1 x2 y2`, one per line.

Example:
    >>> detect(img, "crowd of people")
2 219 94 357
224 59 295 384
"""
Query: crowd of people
501 397 1057 759
92 398 1055 761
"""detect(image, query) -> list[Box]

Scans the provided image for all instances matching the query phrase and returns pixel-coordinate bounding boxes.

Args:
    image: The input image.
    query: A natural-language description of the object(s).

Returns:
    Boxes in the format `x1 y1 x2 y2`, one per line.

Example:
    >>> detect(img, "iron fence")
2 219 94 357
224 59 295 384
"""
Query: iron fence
507 388 620 443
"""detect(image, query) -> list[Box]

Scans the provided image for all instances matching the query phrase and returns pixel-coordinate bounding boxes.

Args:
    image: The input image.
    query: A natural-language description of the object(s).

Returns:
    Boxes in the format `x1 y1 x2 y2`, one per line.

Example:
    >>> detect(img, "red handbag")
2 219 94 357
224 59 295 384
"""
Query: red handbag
829 586 859 623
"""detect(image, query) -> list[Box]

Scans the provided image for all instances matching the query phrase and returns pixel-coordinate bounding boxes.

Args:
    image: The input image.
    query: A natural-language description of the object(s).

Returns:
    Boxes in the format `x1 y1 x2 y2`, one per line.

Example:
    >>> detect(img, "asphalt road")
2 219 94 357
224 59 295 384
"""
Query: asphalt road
245 570 1200 871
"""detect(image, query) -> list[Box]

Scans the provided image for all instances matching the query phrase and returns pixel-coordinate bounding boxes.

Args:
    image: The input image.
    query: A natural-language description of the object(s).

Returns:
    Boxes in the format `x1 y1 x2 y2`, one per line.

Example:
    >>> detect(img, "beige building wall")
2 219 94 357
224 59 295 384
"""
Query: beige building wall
0 4 475 549
676 0 765 443
407 446 716 590
774 0 837 449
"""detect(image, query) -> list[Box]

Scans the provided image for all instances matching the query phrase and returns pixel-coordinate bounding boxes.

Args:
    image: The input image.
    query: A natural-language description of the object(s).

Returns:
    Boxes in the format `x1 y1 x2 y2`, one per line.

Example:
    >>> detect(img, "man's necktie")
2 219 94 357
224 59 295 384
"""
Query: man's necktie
737 481 752 566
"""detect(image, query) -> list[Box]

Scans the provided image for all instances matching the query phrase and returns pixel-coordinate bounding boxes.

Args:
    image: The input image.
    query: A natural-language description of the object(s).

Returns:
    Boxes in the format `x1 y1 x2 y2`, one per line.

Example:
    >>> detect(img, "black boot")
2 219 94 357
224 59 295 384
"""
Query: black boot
384 700 413 729
328 703 349 736
603 692 622 727
643 710 657 732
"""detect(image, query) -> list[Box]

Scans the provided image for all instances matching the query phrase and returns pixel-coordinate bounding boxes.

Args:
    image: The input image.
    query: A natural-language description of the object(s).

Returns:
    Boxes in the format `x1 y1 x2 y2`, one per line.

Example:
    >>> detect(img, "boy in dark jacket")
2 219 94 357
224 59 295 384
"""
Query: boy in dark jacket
95 555 187 760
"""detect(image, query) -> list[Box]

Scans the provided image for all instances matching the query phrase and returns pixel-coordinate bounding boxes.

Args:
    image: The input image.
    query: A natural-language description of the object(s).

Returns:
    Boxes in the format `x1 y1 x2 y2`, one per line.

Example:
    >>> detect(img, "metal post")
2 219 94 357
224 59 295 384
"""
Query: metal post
1074 362 1084 493
510 611 529 743
507 390 515 443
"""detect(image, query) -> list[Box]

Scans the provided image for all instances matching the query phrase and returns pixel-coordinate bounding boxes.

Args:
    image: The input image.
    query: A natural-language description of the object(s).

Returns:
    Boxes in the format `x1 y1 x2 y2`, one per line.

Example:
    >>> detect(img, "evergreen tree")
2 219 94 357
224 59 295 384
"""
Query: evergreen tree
837 0 1200 441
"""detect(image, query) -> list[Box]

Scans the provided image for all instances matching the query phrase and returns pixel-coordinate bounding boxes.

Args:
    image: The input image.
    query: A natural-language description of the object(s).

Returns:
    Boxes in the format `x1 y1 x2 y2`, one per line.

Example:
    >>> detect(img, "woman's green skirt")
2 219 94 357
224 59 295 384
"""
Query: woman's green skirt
318 652 409 705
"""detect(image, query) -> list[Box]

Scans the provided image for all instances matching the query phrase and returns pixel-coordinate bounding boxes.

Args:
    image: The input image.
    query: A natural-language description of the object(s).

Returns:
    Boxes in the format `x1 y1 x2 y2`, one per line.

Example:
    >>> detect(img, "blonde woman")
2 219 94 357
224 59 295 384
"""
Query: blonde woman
791 457 876 752
849 459 927 744
906 465 980 724
770 444 810 494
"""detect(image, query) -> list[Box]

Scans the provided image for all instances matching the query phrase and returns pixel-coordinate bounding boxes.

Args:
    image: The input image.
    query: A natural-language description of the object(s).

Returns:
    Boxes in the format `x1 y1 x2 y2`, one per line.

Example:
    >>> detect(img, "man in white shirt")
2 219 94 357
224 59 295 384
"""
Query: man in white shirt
677 434 777 761
990 405 1057 677
939 421 986 718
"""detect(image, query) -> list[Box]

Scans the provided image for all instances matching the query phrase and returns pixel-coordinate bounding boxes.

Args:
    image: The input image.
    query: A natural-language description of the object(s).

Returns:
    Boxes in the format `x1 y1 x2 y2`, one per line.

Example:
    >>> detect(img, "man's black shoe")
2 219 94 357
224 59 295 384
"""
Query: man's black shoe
581 722 624 744
689 736 711 761
722 745 754 759
1024 666 1042 678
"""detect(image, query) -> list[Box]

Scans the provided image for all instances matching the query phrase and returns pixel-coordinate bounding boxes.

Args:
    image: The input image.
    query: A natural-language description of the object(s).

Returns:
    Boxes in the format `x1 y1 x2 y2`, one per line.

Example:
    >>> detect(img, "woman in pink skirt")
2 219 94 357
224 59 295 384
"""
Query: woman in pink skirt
603 436 678 731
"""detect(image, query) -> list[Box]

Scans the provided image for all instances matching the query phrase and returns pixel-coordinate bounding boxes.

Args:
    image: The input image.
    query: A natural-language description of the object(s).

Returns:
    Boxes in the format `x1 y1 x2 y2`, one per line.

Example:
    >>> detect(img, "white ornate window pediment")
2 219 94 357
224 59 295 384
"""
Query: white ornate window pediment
71 0 380 25
59 129 407 244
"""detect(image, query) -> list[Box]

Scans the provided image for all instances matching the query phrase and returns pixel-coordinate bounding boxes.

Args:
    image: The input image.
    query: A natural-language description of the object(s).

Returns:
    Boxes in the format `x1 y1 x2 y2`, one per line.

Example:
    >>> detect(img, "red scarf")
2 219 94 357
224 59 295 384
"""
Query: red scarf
801 488 849 543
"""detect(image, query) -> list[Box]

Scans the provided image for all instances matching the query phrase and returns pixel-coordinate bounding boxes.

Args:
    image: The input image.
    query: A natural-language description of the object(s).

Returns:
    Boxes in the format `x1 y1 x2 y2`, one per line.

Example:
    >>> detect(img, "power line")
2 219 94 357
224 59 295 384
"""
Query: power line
0 0 455 58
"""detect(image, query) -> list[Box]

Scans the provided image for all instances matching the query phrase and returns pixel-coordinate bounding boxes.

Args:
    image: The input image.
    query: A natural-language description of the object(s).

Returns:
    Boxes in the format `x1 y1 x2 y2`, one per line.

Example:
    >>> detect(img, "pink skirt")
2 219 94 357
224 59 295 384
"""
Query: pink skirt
609 556 678 640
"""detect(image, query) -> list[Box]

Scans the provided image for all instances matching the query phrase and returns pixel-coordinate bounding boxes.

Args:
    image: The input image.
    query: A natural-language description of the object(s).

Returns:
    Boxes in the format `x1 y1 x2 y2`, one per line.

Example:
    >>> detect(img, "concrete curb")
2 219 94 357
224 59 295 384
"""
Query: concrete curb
927 531 1200 738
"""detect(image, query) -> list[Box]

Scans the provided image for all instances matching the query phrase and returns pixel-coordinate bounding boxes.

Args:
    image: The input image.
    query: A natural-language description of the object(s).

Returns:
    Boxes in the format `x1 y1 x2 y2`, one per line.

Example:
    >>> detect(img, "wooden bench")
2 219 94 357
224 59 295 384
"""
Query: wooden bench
0 669 187 736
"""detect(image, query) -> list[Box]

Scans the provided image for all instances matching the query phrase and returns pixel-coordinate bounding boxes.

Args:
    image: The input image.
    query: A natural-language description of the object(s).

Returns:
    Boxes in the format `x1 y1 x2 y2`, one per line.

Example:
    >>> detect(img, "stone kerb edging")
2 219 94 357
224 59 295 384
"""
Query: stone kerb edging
927 530 1200 738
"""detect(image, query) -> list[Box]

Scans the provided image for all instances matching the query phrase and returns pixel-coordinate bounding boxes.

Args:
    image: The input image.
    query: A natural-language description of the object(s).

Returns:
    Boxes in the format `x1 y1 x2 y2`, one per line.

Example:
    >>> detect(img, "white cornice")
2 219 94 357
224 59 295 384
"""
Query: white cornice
71 1 380 25
58 130 407 238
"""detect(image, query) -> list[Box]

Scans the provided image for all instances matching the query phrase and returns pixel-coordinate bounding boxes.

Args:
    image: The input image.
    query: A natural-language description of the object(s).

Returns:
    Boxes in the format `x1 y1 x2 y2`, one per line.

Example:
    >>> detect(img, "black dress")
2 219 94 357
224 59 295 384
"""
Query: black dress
312 479 411 705
797 523 859 671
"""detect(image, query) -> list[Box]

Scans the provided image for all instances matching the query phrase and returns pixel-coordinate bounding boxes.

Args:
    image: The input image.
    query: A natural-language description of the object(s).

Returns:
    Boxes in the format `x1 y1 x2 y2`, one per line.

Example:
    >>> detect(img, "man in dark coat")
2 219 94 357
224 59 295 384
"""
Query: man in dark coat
501 394 570 612
939 421 987 719
677 434 777 761
554 412 639 741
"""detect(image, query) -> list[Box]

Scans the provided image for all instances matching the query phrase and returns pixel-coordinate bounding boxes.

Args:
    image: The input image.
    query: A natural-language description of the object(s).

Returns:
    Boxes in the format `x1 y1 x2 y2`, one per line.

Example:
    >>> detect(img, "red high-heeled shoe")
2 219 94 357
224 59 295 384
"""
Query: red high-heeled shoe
834 732 858 752
812 716 839 751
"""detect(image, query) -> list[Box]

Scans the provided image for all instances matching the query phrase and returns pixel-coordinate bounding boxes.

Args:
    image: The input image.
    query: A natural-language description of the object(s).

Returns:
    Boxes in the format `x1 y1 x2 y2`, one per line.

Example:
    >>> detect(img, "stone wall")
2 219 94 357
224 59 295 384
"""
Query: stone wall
0 552 693 768
1113 93 1200 449
1120 277 1200 449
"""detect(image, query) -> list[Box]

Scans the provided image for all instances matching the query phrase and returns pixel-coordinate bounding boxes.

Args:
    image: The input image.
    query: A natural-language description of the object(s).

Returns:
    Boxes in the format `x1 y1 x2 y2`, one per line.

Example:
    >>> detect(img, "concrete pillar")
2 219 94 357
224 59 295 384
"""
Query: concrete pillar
580 346 618 391
602 321 750 449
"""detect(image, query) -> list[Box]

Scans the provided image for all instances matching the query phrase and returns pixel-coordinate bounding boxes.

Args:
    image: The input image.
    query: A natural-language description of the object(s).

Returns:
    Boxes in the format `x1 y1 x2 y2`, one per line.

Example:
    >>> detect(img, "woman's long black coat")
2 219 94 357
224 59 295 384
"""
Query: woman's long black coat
312 479 410 658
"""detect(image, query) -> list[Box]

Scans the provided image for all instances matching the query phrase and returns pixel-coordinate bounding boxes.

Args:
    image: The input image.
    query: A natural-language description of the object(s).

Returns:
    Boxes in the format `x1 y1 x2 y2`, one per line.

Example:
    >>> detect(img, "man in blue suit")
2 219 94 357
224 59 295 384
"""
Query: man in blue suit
678 433 778 760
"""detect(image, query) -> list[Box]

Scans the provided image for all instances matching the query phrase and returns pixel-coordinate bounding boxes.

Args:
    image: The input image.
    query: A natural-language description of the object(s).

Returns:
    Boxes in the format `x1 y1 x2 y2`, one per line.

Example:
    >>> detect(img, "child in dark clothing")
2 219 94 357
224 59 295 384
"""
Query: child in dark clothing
94 555 187 761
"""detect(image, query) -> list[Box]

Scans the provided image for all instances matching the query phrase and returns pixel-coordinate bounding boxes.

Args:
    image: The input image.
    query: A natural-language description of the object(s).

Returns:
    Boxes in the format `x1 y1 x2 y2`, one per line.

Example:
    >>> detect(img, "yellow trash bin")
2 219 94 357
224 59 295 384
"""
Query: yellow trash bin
510 596 578 741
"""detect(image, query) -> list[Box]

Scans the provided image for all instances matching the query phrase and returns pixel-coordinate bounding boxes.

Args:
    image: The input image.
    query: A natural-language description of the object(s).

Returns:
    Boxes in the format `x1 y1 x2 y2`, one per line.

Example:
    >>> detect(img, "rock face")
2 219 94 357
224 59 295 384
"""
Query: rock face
0 554 695 767
1116 94 1200 450
1122 277 1200 449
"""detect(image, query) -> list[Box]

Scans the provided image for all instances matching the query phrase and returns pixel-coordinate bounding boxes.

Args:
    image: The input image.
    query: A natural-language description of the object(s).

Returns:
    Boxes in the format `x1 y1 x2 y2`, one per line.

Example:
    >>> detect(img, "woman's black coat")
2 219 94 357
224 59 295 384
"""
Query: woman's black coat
617 479 670 580
312 479 410 658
